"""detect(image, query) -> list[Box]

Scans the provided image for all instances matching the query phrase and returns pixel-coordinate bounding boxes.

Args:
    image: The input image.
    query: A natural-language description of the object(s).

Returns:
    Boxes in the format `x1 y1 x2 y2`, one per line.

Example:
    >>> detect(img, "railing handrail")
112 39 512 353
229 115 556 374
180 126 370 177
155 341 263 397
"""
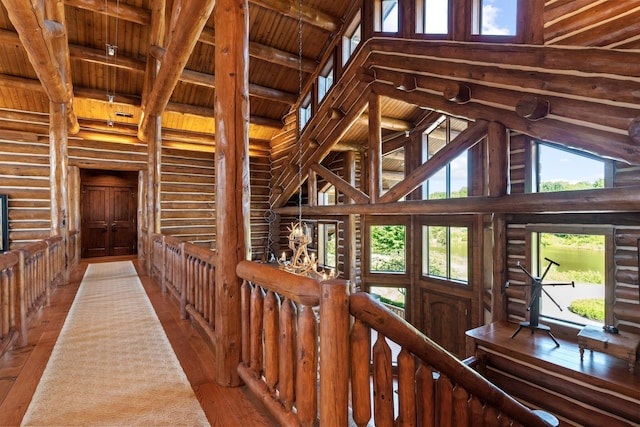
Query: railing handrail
236 260 320 307
349 292 551 427
182 242 216 265
0 251 19 271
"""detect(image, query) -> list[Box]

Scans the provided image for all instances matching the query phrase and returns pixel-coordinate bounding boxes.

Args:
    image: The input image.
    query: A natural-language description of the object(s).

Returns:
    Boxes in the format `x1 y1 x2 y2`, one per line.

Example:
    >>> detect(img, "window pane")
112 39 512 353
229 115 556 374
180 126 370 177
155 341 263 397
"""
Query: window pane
450 152 468 198
424 0 448 34
318 223 337 268
427 226 447 278
538 233 605 325
427 167 447 199
478 0 517 36
537 144 605 193
450 227 468 281
370 225 406 273
382 0 399 32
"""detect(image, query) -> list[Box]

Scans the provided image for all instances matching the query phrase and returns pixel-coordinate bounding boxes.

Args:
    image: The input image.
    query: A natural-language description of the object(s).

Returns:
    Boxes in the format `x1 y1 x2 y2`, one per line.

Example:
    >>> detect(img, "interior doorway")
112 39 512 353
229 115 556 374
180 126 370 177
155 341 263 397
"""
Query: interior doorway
80 170 138 258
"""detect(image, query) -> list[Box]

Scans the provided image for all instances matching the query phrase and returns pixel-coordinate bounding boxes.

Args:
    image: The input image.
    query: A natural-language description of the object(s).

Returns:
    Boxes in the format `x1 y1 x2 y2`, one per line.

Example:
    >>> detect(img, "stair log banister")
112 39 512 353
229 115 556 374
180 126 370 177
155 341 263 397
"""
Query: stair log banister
349 292 556 427
19 241 49 338
236 260 351 427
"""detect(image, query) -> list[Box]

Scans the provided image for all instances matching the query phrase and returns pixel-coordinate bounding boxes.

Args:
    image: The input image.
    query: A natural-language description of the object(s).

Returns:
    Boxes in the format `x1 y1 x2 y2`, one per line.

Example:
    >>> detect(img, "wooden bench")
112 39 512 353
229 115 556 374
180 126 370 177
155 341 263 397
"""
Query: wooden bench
577 325 640 372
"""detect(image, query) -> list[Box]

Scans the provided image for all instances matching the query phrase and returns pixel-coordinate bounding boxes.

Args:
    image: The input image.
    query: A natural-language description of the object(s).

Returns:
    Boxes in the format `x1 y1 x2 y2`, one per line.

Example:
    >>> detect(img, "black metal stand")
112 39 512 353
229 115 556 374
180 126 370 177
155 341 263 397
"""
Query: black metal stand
504 258 574 347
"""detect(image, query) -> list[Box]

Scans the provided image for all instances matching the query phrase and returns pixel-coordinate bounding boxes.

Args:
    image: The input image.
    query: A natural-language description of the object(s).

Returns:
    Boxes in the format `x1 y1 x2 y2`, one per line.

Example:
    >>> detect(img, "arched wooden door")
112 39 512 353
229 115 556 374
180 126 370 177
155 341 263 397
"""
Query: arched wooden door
81 170 137 258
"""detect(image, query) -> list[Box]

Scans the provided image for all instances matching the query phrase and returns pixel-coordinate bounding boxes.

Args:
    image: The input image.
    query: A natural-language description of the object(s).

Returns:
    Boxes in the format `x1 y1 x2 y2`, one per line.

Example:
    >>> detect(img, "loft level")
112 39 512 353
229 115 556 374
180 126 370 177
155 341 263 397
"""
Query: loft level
466 322 640 427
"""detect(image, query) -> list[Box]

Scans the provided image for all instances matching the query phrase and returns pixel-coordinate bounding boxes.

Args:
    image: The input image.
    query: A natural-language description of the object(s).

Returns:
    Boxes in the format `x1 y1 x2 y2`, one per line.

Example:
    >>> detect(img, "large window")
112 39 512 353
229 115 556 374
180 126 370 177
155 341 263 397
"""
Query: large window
534 142 605 193
472 0 517 36
531 230 607 326
422 225 468 283
422 116 469 200
342 11 362 65
369 224 406 273
416 0 449 35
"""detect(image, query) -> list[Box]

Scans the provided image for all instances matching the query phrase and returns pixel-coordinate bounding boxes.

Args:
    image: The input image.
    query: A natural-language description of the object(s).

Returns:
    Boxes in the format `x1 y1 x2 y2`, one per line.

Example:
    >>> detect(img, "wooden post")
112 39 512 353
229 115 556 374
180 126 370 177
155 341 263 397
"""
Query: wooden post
49 101 69 280
319 279 350 425
487 121 509 321
145 117 160 274
214 0 250 387
344 151 358 289
368 93 382 203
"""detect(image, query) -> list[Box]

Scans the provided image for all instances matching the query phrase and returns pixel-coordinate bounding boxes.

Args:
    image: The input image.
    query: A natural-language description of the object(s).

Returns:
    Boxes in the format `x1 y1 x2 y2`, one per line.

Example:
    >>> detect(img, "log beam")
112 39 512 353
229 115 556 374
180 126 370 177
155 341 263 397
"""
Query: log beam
275 185 640 216
310 163 370 204
0 0 78 133
250 0 339 32
138 0 215 141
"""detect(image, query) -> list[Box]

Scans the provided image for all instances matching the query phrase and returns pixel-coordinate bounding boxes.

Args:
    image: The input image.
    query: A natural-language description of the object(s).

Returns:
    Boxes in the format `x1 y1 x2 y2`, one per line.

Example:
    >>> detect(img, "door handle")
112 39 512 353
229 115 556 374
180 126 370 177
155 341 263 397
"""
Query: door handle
111 223 117 231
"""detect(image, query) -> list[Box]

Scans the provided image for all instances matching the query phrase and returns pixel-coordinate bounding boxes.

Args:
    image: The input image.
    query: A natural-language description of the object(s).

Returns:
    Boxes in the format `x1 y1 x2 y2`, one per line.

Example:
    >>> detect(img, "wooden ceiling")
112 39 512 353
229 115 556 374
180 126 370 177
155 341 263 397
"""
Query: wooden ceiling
0 0 637 153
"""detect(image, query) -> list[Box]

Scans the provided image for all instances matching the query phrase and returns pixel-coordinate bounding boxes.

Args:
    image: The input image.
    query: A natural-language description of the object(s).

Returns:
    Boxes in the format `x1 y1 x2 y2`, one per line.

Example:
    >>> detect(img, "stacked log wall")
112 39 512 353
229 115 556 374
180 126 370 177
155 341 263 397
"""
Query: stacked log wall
0 134 51 247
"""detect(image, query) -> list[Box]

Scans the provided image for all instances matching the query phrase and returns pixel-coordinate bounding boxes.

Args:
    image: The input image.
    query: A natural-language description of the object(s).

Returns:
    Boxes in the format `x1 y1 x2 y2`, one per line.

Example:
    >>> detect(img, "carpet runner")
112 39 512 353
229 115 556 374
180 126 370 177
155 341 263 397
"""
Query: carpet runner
21 261 210 426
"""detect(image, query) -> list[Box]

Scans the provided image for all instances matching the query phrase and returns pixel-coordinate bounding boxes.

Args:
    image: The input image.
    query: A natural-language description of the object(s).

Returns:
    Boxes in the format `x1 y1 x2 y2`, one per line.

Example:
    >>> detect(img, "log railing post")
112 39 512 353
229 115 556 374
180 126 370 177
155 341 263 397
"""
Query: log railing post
319 279 350 426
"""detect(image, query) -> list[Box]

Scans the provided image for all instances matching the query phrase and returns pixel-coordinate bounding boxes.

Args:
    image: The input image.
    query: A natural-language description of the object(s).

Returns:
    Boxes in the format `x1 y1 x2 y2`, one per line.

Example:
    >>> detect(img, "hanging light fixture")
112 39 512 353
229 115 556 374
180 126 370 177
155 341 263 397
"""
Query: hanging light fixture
276 0 336 281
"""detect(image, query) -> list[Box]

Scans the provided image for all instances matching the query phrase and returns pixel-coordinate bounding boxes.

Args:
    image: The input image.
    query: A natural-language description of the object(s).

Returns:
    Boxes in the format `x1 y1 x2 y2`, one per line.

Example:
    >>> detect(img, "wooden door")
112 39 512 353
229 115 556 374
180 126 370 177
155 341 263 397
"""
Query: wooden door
420 290 471 358
82 185 136 258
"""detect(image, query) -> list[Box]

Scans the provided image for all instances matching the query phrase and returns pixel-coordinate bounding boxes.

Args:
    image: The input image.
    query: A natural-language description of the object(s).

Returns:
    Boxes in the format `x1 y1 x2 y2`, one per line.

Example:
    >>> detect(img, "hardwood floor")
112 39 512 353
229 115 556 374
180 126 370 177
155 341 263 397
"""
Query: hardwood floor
0 257 277 426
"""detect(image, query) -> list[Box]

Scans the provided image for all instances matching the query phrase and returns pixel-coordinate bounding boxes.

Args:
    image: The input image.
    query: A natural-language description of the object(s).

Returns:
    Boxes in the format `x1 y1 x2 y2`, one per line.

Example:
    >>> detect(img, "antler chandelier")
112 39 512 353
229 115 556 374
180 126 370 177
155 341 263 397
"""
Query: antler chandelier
277 221 336 280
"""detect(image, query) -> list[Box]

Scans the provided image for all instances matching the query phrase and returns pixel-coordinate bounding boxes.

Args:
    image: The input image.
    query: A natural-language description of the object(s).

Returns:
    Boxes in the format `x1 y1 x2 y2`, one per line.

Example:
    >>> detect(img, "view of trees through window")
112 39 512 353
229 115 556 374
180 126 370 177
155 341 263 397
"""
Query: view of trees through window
535 233 605 325
369 225 406 273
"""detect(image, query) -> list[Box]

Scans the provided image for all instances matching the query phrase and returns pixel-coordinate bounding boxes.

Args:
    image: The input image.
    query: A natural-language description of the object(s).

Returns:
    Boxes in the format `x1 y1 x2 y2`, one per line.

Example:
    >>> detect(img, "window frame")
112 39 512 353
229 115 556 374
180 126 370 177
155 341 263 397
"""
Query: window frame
421 224 470 285
363 216 411 282
415 0 451 38
525 224 614 334
374 0 400 34
469 0 519 43
317 57 335 105
299 92 313 131
342 10 362 66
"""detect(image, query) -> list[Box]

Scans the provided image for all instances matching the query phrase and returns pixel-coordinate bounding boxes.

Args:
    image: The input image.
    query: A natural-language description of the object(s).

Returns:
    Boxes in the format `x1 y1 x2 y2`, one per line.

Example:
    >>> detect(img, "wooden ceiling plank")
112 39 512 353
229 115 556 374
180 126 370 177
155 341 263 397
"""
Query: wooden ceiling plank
1 0 78 133
249 0 339 33
138 0 216 141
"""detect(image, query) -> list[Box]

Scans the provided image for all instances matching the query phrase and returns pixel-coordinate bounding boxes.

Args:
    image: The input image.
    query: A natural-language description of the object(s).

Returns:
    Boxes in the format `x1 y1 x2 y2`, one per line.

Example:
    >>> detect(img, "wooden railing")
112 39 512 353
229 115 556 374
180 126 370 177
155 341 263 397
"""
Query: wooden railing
181 243 216 340
0 234 75 355
234 260 554 426
236 260 350 427
148 234 217 344
68 229 80 266
349 292 555 427
144 238 556 426
0 251 20 354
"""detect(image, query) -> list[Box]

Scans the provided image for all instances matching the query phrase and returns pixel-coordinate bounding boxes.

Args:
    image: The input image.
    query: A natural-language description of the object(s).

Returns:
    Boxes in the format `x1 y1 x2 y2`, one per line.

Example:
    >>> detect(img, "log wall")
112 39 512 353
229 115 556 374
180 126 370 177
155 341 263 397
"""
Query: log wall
0 127 271 258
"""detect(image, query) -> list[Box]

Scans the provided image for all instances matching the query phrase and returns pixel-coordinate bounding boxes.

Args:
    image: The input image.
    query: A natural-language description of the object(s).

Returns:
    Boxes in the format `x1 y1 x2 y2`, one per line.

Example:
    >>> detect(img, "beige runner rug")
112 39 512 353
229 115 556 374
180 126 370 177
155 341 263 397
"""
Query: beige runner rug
21 261 210 426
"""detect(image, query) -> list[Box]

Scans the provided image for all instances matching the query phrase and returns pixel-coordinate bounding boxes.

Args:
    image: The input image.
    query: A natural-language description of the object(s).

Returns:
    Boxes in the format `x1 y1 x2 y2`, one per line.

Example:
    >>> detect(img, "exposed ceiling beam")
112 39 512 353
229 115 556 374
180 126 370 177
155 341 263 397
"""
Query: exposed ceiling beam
199 28 317 74
249 0 339 32
65 0 319 74
0 73 283 130
138 0 216 141
64 0 150 25
0 0 78 133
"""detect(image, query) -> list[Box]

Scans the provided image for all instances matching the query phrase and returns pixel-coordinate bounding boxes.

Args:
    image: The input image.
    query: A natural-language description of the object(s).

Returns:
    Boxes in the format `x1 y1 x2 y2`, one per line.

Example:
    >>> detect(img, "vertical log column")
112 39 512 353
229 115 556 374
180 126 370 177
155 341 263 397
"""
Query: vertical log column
144 1 165 273
49 102 69 280
368 93 382 203
214 0 251 387
487 122 509 321
344 151 358 290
